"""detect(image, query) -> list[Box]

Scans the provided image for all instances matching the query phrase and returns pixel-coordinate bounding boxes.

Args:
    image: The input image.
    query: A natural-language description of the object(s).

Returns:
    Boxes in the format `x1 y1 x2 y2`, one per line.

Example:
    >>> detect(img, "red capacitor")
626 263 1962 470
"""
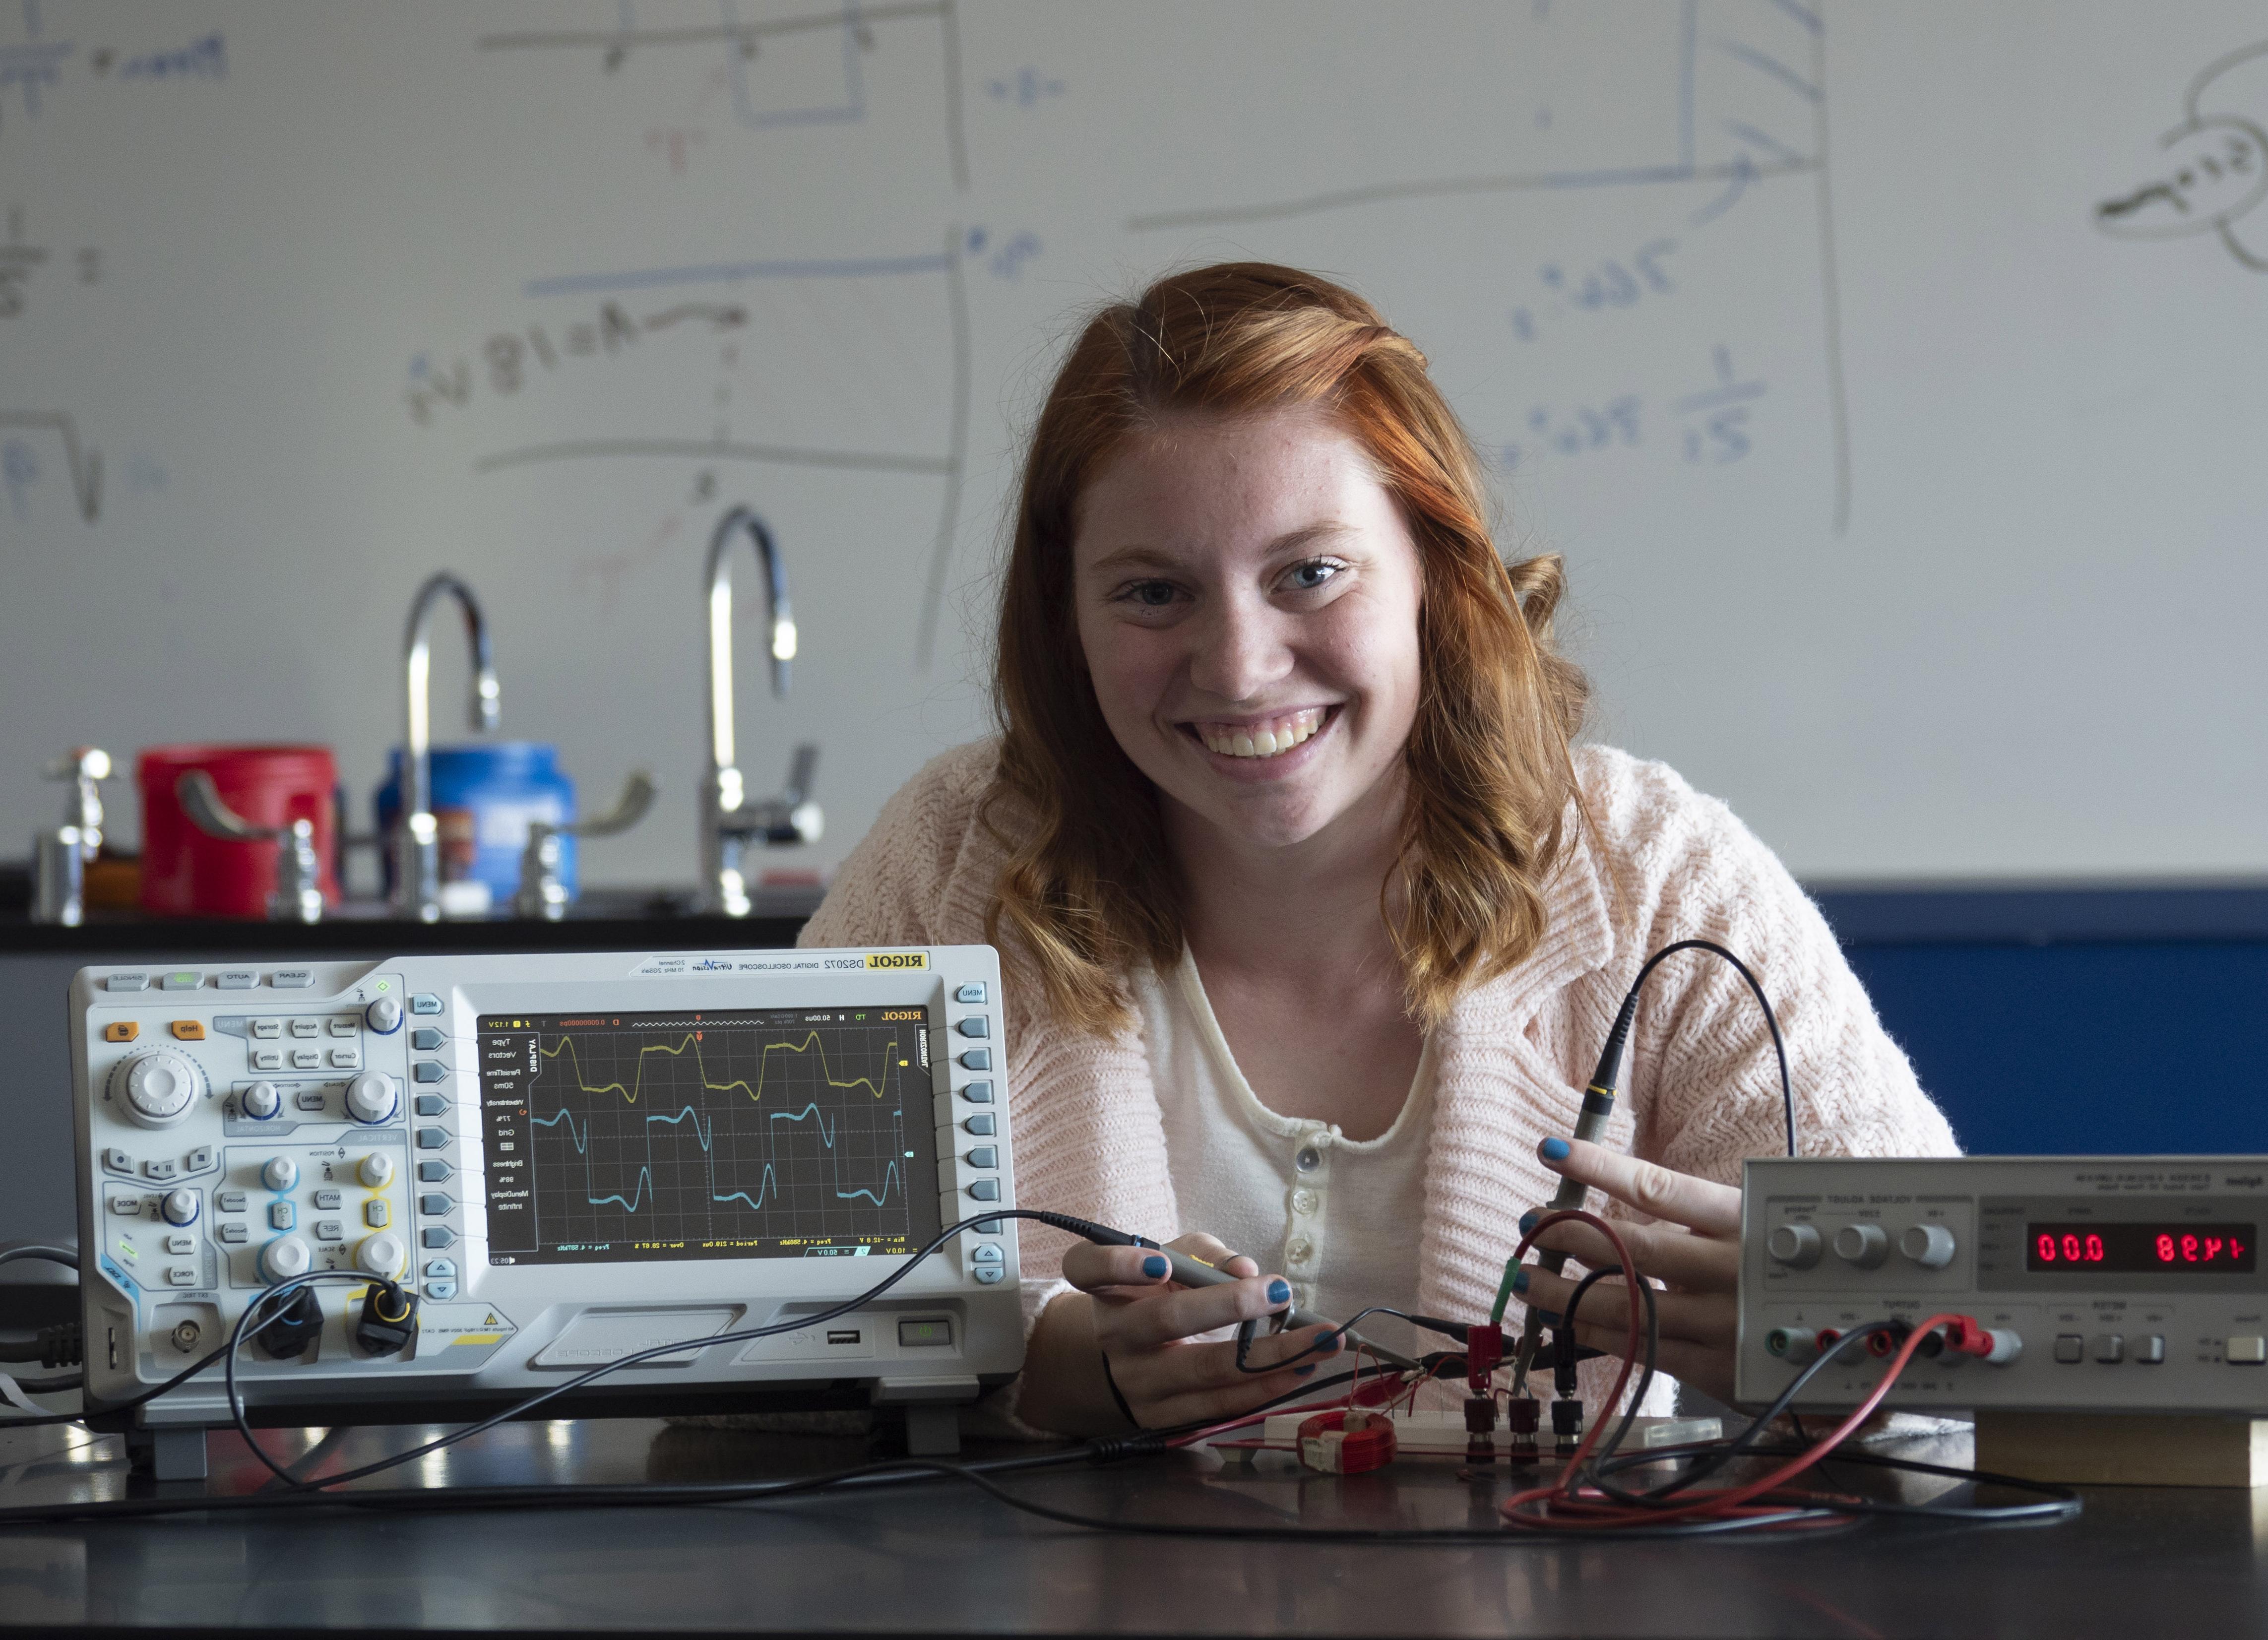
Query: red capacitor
1297 1409 1398 1474
137 744 340 919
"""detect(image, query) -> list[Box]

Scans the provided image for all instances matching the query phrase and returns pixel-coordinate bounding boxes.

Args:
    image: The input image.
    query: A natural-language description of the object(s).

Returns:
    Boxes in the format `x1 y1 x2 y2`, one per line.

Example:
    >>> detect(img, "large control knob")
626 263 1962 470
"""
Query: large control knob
356 1231 407 1278
261 1156 299 1192
345 1071 399 1125
161 1188 200 1227
117 1050 204 1129
259 1235 312 1284
365 995 403 1035
1900 1224 1957 1269
1767 1223 1823 1269
242 1080 282 1121
358 1152 395 1189
1833 1223 1890 1268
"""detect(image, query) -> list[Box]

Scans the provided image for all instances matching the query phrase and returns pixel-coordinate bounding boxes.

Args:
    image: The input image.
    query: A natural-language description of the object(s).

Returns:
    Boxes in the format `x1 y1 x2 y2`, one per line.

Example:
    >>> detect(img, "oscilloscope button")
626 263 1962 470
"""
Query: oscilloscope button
421 1227 456 1249
410 1028 444 1051
954 983 988 1004
964 1114 995 1136
967 1180 1001 1202
410 993 444 1015
105 972 150 992
420 1193 454 1216
102 1148 135 1175
426 1281 458 1301
969 1243 1004 1263
422 1259 456 1280
417 1160 452 1183
415 1129 448 1150
955 1017 990 1039
973 1266 1006 1284
958 1049 992 1072
270 969 315 989
414 1094 447 1117
967 1147 997 1169
413 1061 448 1084
961 1081 994 1104
215 1190 247 1212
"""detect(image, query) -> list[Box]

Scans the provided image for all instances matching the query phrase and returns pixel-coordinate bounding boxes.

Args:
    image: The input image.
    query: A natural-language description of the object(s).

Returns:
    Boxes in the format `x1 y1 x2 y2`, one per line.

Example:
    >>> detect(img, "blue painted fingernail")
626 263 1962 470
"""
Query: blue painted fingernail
1540 1136 1572 1162
1141 1254 1168 1279
1518 1209 1539 1234
1267 1278 1291 1305
1295 1364 1317 1378
1512 1267 1530 1294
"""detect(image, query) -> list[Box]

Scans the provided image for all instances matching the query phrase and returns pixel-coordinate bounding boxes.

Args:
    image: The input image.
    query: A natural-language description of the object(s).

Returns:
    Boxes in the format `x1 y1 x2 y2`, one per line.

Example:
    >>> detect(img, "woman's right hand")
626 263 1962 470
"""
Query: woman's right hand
1019 1232 1342 1435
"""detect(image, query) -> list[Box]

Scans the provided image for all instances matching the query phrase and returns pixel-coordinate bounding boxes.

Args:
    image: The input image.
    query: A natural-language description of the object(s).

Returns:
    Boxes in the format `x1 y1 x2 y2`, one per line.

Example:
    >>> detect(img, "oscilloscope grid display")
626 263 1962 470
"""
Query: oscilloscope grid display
478 1006 941 1263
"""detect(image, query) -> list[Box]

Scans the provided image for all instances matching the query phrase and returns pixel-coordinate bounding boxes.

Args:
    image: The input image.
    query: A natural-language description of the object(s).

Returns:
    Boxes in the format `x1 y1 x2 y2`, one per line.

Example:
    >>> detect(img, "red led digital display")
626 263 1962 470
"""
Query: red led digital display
2025 1222 2256 1273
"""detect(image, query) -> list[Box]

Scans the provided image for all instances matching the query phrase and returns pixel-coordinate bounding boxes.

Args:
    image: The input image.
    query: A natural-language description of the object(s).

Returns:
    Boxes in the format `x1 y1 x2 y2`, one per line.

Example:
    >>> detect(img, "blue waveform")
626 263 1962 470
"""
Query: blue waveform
531 1066 904 1223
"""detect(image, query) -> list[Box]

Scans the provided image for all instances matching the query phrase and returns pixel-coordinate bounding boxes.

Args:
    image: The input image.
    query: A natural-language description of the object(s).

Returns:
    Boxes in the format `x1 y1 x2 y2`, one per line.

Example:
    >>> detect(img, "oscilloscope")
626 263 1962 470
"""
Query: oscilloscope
71 945 1021 1465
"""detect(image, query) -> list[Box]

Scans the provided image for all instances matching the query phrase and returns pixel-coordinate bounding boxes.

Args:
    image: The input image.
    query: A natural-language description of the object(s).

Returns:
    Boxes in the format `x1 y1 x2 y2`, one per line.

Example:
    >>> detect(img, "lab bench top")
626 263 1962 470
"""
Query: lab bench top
0 1415 2261 1637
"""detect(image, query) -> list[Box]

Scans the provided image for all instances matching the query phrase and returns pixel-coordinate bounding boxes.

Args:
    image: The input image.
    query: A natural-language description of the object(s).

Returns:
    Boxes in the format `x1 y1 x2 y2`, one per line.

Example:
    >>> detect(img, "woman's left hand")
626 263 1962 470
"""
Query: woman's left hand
1513 1136 1742 1405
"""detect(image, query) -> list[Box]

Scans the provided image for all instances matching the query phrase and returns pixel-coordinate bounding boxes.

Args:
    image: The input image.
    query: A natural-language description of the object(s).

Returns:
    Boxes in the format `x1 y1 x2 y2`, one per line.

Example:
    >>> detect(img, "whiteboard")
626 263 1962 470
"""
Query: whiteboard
3 0 2265 891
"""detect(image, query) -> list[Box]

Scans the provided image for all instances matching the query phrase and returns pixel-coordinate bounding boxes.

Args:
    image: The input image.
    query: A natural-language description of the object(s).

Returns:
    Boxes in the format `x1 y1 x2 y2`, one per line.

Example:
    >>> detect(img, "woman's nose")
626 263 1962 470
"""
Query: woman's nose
1187 594 1293 702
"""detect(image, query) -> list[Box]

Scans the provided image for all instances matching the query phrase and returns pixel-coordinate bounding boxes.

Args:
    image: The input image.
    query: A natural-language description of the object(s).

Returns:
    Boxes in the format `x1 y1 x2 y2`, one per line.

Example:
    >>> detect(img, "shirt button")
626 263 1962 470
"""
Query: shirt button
1291 1188 1319 1215
1294 1147 1322 1173
1287 1237 1314 1263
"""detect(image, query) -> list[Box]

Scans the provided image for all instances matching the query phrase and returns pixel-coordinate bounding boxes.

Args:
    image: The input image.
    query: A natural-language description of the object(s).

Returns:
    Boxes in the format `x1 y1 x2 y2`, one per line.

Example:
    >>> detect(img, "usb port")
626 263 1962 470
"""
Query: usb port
826 1329 862 1346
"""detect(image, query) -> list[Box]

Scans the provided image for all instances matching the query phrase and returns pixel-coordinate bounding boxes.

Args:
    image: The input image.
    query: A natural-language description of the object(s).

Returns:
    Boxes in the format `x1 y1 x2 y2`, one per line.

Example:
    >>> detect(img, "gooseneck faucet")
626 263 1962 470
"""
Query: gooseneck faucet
395 572 501 922
702 507 821 916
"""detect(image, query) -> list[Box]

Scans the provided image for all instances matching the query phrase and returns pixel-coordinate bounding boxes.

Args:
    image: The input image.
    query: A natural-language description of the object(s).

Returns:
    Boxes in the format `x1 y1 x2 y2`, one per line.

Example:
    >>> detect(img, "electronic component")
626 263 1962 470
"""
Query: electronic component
1296 1407 1397 1473
1738 1156 2268 1413
72 947 1020 1465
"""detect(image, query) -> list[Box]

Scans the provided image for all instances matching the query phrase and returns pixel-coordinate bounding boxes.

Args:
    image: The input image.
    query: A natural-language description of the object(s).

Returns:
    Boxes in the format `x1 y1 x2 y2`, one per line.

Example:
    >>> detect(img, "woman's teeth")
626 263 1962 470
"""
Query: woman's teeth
1196 708 1326 759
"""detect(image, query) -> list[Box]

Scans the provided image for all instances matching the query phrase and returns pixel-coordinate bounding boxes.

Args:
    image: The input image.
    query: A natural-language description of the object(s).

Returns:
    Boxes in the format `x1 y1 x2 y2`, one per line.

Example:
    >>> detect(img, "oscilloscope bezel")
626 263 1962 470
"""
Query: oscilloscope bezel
72 946 1024 1433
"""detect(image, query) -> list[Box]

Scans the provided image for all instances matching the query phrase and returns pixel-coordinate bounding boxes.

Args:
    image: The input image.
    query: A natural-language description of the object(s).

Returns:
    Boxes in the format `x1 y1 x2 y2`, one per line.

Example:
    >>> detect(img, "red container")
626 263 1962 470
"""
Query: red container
137 745 340 919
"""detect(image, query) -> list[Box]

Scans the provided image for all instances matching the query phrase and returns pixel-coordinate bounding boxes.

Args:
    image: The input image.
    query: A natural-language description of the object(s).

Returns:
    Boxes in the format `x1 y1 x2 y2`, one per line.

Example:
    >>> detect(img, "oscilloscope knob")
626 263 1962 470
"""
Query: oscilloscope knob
358 1152 395 1189
242 1080 282 1121
345 1071 399 1125
355 1231 407 1279
259 1235 312 1284
115 1050 205 1129
365 995 403 1035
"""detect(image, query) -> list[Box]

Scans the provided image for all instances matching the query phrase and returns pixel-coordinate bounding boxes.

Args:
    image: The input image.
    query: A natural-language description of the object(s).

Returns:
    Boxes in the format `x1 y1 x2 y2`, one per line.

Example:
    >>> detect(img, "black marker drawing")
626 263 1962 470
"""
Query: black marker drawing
2094 39 2268 272
0 409 102 523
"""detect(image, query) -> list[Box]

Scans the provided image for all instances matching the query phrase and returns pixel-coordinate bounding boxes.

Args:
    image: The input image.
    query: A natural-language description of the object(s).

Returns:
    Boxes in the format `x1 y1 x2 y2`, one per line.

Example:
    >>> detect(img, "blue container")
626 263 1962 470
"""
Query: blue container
375 743 577 909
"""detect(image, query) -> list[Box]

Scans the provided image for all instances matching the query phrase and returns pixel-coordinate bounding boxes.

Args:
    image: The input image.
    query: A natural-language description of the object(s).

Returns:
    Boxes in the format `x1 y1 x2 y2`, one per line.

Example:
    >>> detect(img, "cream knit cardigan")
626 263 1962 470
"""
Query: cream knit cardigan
801 739 1958 1408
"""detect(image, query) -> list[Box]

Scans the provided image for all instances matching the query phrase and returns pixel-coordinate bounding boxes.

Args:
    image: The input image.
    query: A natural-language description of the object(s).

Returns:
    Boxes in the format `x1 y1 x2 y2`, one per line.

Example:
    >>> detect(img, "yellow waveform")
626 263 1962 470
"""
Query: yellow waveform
538 1031 897 1106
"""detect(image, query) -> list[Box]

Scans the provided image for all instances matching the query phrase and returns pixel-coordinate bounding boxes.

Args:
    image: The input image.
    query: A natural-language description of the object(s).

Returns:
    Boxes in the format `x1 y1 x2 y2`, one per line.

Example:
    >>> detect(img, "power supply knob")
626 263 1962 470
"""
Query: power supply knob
1833 1223 1890 1268
119 1051 203 1128
365 995 403 1035
261 1156 299 1192
355 1231 407 1278
358 1152 395 1189
1767 1223 1823 1268
161 1187 200 1227
242 1080 282 1121
345 1072 399 1125
259 1235 312 1284
1899 1224 1957 1269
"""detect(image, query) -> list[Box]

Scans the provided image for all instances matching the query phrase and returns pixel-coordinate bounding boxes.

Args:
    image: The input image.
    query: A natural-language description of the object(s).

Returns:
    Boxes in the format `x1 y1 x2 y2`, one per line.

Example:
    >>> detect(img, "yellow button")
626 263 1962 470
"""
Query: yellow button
104 1022 139 1043
170 1020 206 1041
365 1200 390 1229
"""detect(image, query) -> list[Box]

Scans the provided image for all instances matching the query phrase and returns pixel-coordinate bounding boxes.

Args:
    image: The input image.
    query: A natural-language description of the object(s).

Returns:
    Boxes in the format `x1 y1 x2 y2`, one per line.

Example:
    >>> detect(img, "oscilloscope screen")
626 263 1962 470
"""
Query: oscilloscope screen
476 1006 941 1264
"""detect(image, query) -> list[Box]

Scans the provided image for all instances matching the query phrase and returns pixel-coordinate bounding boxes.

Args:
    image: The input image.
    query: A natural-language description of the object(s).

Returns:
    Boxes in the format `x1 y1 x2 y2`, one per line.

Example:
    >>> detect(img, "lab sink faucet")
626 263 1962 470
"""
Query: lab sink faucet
702 506 821 917
394 571 501 922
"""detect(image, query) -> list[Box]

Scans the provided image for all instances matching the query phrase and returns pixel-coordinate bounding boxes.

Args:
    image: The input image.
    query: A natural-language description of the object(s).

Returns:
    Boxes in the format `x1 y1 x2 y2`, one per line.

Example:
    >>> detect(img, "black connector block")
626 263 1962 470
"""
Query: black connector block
352 1282 419 1357
260 1288 325 1359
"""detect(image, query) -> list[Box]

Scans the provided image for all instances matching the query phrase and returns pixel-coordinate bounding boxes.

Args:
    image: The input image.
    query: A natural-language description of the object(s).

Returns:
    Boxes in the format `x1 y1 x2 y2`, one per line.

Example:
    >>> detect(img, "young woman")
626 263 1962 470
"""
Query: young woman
804 263 1955 1434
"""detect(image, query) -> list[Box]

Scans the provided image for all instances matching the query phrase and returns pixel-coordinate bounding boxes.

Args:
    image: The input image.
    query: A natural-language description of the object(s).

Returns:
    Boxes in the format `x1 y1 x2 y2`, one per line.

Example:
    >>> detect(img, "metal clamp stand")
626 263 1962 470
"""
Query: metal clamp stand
514 771 659 920
176 770 326 923
30 747 113 926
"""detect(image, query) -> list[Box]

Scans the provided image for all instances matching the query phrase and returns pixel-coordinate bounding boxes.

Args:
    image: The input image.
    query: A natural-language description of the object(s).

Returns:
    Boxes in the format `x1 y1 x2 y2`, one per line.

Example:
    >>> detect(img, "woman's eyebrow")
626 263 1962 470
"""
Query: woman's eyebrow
1083 521 1355 579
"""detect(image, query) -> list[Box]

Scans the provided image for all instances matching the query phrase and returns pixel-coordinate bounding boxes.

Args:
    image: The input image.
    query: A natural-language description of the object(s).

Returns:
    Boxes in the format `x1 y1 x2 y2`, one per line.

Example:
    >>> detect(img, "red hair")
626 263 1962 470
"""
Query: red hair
986 263 1586 1032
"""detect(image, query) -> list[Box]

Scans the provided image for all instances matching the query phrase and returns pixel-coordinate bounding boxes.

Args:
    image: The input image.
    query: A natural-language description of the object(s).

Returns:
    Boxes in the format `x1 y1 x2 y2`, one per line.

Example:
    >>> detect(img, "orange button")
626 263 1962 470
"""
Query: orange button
170 1020 206 1041
104 1021 138 1043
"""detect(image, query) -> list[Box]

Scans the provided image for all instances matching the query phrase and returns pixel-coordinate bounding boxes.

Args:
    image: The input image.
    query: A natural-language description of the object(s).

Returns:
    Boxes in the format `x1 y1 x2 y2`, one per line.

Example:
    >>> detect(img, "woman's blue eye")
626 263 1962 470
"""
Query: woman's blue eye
1287 561 1341 590
1129 581 1177 607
